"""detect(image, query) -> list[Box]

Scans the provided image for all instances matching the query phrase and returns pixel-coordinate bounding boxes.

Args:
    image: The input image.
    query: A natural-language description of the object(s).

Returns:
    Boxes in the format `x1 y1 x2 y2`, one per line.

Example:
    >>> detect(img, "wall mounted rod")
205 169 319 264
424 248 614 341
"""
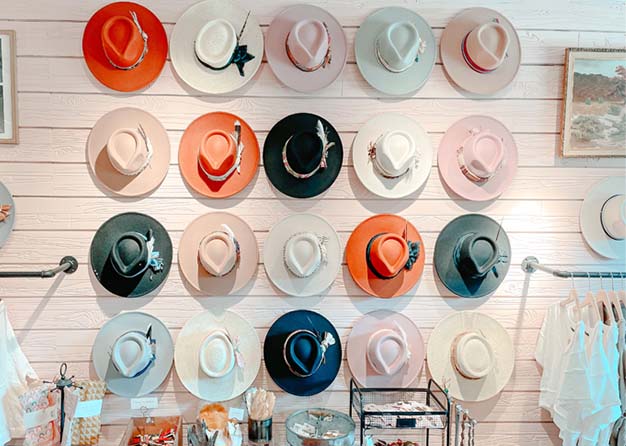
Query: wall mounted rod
0 256 78 278
522 256 625 279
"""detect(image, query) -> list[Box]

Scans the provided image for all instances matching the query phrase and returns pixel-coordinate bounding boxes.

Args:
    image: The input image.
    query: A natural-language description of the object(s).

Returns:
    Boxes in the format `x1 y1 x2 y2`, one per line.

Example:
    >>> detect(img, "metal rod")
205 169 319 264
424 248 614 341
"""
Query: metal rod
521 256 625 279
0 256 78 278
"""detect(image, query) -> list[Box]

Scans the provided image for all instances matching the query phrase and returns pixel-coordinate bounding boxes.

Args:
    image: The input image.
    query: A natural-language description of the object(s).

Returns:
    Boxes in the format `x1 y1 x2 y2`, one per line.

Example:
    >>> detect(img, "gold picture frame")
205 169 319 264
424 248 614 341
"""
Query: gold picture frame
0 30 18 144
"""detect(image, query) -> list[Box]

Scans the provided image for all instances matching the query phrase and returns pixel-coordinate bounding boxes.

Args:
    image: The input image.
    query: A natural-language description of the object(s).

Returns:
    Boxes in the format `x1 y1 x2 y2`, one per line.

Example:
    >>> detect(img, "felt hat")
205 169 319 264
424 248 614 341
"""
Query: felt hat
92 311 174 397
438 115 517 201
427 311 514 402
580 176 626 259
90 212 172 298
170 0 263 95
87 107 170 197
347 310 425 388
264 214 341 297
179 112 259 198
346 214 425 298
441 8 521 95
263 113 343 199
355 7 436 96
178 212 258 295
175 310 261 402
82 2 167 92
0 182 15 248
264 310 341 396
434 214 510 298
266 5 347 93
353 113 433 198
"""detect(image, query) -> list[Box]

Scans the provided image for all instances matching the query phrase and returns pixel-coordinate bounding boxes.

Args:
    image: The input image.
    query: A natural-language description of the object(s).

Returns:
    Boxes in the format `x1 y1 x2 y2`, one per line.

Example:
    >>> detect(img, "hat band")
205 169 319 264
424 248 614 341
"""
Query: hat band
104 11 149 71
198 131 244 182
365 233 420 280
283 329 336 378
368 139 415 179
282 120 336 179
285 22 332 72
114 124 154 176
374 39 419 74
601 194 623 241
283 232 328 278
113 230 164 278
203 225 241 277
456 146 498 184
461 32 497 74
111 327 156 379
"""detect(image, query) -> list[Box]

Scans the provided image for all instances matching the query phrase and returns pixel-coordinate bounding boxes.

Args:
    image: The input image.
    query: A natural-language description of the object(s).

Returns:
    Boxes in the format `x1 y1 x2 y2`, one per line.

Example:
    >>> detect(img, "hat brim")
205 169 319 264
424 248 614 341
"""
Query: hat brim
434 214 511 298
438 115 517 201
82 2 168 92
427 311 514 402
92 312 174 397
170 0 263 95
353 113 433 198
263 113 343 198
178 212 258 295
440 8 521 95
347 310 425 388
179 112 260 198
580 176 626 259
355 7 436 96
0 182 15 248
175 310 261 402
346 214 425 298
87 108 171 197
264 214 341 296
266 5 347 93
264 310 341 396
90 212 173 297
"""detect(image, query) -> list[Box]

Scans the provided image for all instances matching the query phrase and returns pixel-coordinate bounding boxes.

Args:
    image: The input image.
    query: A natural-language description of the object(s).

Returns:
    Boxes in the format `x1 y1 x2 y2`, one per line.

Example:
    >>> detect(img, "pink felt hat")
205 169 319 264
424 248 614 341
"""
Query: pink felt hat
347 310 425 388
266 5 347 93
438 115 517 201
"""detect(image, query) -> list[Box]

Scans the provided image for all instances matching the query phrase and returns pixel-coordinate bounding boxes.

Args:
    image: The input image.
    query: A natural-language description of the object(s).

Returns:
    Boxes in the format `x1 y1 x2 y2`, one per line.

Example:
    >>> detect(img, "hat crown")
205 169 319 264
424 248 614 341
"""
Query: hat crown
286 19 329 70
199 130 237 177
452 332 494 379
195 19 237 68
601 194 626 240
285 232 322 278
112 330 153 378
375 131 416 177
376 21 421 73
199 329 236 378
107 128 149 175
368 233 409 278
455 232 501 279
465 22 510 72
461 128 504 180
367 327 409 376
286 331 323 377
286 131 324 175
101 15 145 68
199 229 238 277
111 231 149 278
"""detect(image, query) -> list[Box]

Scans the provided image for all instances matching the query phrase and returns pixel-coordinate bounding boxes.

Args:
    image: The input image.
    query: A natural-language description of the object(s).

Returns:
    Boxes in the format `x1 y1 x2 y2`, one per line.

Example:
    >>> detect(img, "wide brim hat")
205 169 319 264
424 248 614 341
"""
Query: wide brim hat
347 310 425 388
175 310 261 402
434 214 511 298
346 214 425 298
264 214 341 297
427 311 514 402
441 8 521 95
353 113 433 198
438 115 517 201
90 212 173 297
170 0 263 95
179 112 259 198
263 113 343 198
87 107 170 197
355 7 436 96
178 212 258 295
82 2 168 92
0 182 15 248
580 176 626 259
92 311 174 397
266 5 347 93
264 310 341 396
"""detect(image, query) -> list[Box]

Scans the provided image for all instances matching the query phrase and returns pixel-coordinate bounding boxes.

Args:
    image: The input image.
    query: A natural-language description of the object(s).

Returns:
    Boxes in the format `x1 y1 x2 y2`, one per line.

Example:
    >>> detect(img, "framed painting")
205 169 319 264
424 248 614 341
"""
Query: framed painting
0 30 17 144
561 48 626 157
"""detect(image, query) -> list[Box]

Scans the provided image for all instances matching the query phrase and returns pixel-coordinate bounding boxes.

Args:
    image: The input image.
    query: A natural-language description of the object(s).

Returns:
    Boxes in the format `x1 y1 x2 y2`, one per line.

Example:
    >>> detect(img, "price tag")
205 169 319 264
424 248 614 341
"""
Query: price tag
228 407 245 421
130 397 159 410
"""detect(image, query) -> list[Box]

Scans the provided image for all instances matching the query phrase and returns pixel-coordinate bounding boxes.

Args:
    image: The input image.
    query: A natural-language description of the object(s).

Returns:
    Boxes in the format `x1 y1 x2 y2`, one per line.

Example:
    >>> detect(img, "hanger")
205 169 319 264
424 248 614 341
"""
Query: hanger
618 273 626 317
580 272 602 323
596 274 615 325
608 273 622 323
560 272 581 319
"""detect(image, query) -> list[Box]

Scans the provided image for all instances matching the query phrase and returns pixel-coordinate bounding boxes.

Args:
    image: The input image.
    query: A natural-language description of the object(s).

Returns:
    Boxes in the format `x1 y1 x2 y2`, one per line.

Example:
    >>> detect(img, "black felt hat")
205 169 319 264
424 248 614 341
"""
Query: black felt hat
263 113 343 198
90 212 172 297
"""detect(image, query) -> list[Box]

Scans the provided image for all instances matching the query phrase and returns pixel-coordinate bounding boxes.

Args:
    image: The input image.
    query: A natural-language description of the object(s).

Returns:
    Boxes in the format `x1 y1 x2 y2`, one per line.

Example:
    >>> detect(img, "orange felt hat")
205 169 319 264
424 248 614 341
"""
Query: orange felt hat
82 2 168 92
346 214 425 298
179 112 259 198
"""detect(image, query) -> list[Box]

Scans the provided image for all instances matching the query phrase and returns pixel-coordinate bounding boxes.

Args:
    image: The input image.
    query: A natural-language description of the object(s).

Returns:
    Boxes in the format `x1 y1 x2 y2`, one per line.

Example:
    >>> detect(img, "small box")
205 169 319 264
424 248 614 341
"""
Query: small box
120 416 182 446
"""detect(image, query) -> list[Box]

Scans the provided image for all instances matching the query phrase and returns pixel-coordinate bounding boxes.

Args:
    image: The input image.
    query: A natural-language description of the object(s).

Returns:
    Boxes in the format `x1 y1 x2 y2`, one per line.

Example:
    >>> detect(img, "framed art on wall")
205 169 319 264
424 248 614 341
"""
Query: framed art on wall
0 30 17 144
561 48 626 157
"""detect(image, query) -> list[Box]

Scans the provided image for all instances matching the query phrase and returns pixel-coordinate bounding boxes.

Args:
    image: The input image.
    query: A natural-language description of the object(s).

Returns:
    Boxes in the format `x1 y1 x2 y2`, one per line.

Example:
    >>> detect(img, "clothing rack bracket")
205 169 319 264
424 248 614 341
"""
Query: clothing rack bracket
0 256 78 278
521 256 625 279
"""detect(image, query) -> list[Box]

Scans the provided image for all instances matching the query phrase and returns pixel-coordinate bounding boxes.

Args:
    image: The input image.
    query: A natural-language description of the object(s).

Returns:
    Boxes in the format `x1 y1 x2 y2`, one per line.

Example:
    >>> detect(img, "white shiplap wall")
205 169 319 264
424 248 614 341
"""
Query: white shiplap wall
1 0 626 444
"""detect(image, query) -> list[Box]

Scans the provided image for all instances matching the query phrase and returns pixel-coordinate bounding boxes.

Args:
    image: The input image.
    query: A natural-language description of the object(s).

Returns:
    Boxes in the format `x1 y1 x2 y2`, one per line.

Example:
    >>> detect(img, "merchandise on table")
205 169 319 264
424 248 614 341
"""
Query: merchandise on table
120 416 182 446
244 388 275 445
286 409 355 446
18 384 60 446
61 380 106 446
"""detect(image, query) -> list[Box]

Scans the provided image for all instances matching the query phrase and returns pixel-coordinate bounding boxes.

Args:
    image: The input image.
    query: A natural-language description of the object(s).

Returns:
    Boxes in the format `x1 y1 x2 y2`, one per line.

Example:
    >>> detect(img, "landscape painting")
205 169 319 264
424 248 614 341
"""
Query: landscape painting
561 48 626 157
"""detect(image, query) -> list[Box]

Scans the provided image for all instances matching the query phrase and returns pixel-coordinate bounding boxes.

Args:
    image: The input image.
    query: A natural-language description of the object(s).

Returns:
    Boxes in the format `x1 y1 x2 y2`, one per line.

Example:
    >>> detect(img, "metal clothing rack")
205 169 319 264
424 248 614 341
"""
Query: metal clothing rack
0 256 78 278
522 256 626 278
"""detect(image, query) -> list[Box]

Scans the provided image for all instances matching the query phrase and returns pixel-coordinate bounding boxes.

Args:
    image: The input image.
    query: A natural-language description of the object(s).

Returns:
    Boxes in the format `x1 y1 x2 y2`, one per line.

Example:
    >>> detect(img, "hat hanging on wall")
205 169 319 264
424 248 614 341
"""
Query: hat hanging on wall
346 214 425 298
434 214 510 298
87 107 171 197
438 115 517 201
263 113 343 198
580 176 626 259
175 310 261 402
0 182 15 248
353 113 433 198
355 7 436 96
170 0 263 94
440 8 521 95
82 2 168 92
179 112 260 198
264 214 341 297
427 311 514 402
347 310 425 388
178 212 258 295
266 5 347 93
92 311 174 397
90 212 173 298
264 310 342 396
